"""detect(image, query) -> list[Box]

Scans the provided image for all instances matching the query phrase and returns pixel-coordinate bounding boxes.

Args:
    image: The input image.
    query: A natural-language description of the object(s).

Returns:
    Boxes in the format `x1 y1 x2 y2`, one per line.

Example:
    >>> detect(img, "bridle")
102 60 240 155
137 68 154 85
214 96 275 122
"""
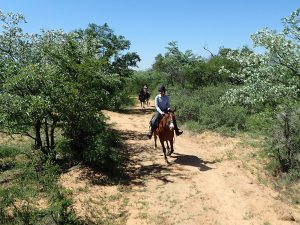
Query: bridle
165 112 175 131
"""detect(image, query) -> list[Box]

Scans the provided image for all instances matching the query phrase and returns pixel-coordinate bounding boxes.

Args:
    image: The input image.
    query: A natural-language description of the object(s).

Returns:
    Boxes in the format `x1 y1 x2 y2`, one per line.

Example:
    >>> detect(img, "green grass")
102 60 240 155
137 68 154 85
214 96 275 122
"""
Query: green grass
0 145 23 158
0 142 80 225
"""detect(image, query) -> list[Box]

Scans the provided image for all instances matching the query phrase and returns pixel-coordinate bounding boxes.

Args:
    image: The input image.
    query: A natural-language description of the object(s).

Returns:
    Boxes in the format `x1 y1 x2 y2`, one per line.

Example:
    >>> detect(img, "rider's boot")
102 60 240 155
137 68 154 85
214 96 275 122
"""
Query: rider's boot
173 120 183 136
147 130 153 139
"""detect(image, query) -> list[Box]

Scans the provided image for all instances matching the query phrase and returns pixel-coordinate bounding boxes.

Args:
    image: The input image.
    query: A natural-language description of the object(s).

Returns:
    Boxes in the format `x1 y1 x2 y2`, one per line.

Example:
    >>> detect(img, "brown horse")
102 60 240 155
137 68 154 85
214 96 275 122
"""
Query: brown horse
153 111 176 162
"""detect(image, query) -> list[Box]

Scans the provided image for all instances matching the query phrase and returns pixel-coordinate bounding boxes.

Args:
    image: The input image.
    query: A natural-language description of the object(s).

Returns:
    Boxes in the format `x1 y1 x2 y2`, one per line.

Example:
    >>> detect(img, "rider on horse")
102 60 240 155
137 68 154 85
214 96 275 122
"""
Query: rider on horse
147 85 183 139
139 85 150 102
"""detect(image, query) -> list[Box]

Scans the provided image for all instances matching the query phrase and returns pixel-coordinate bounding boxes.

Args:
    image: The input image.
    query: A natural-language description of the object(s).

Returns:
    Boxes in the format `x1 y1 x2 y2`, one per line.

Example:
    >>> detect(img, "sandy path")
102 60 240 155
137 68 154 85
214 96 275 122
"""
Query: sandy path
60 102 300 225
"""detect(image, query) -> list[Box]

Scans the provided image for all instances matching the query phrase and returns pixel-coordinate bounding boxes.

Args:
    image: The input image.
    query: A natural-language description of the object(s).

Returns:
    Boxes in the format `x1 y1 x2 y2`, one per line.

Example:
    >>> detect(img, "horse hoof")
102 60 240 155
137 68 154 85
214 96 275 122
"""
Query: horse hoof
167 150 174 156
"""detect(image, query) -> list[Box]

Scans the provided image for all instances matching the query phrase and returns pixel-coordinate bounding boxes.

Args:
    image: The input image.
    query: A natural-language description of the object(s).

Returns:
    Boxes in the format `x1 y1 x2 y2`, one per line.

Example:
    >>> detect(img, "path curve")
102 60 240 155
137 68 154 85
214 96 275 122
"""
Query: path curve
60 102 300 225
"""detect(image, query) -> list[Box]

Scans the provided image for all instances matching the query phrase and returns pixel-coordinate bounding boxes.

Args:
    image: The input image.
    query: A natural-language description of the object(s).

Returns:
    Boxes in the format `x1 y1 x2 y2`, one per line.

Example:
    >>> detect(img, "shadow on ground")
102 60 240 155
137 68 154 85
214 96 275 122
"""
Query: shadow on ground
171 153 215 171
64 129 206 187
121 129 150 141
116 107 155 115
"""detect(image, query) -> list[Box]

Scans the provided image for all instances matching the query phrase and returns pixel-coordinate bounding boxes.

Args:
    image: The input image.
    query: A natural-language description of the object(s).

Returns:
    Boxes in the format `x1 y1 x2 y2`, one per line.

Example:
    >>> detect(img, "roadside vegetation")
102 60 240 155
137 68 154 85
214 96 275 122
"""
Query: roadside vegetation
0 11 138 224
129 9 300 189
1 7 300 224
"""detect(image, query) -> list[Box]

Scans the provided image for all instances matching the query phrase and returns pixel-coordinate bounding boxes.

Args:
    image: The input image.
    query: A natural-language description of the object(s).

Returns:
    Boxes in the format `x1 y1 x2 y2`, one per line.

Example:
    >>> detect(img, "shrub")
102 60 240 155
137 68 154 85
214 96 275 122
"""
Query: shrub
170 85 247 133
0 150 80 225
83 127 123 171
265 103 300 179
245 109 275 135
0 145 22 158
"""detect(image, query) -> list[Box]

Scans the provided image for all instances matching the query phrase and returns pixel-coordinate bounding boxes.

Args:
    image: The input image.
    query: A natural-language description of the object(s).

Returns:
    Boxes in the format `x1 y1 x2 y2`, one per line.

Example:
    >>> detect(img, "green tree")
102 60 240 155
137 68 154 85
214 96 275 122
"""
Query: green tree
152 41 200 88
0 11 140 161
221 8 300 175
152 42 239 89
221 9 300 107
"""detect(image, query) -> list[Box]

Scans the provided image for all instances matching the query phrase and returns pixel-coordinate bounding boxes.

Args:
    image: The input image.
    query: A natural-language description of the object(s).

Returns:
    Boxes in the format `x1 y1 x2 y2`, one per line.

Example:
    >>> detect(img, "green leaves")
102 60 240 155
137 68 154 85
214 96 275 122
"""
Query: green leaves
153 42 239 88
0 11 139 158
222 9 300 107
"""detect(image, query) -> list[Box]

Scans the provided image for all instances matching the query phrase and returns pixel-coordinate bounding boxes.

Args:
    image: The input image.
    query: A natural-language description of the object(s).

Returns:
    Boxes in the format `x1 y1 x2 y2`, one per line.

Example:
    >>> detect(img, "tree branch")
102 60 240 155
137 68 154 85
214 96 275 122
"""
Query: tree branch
203 46 215 58
0 130 36 140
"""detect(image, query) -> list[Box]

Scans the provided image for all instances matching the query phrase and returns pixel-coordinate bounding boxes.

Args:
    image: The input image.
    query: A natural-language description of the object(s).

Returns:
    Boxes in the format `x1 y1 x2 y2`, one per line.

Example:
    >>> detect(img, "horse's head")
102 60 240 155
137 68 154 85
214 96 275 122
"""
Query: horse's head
165 111 175 131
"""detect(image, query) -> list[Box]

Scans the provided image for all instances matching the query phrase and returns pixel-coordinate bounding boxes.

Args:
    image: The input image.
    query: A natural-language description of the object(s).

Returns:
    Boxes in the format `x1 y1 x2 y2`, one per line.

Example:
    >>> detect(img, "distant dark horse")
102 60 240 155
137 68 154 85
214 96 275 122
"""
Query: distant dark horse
139 91 150 108
153 110 176 162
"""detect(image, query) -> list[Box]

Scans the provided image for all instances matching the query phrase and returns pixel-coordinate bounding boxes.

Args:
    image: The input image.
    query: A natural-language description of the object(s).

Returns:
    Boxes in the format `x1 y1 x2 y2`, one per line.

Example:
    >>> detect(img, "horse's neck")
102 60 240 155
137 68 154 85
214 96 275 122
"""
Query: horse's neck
160 114 169 127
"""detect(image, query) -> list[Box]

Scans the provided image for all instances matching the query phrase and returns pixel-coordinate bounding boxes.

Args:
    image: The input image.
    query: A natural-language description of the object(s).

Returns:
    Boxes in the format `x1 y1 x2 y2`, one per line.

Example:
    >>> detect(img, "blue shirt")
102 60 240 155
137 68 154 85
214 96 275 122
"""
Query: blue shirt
155 94 170 114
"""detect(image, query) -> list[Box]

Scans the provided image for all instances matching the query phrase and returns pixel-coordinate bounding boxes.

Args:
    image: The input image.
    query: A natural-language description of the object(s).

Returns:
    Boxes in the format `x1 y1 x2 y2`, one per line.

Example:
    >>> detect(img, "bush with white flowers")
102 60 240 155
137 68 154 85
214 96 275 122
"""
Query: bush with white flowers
221 9 300 177
221 9 300 107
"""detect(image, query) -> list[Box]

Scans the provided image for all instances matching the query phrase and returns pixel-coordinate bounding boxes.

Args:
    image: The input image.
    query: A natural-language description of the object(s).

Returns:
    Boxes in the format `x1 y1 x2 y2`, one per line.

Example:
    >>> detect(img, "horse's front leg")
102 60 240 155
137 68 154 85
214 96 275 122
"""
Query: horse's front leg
167 139 174 156
166 141 170 151
154 132 157 149
160 139 168 162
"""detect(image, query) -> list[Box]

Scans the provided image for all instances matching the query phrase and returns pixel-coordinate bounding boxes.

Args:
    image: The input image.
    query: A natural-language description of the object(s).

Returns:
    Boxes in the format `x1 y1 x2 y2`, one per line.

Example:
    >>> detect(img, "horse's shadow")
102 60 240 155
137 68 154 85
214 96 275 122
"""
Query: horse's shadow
171 153 214 171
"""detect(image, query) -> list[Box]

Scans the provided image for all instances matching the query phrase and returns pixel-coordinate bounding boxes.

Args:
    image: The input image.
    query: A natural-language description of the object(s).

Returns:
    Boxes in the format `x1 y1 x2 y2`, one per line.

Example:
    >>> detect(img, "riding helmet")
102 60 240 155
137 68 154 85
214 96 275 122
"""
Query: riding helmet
158 85 166 92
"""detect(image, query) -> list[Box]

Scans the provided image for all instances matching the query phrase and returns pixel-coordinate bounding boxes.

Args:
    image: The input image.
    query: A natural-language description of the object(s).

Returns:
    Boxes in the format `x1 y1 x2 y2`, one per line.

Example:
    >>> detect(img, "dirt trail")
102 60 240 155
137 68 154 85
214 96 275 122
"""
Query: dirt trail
60 102 300 225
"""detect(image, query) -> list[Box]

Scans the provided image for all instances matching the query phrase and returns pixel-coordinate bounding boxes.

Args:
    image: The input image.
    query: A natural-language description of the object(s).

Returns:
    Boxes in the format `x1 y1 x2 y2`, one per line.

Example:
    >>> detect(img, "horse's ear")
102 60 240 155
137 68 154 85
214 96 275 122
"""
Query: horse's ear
168 107 176 113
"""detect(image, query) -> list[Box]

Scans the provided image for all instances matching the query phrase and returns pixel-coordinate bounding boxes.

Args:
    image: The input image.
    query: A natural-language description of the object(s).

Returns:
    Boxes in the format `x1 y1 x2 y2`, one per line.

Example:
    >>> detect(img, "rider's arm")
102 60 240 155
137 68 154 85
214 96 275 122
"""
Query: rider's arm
155 95 164 114
166 96 170 111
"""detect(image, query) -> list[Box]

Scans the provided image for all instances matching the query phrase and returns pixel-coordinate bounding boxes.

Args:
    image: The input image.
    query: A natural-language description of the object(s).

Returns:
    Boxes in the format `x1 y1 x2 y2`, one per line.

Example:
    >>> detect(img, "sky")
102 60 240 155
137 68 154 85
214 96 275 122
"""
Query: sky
0 1 299 70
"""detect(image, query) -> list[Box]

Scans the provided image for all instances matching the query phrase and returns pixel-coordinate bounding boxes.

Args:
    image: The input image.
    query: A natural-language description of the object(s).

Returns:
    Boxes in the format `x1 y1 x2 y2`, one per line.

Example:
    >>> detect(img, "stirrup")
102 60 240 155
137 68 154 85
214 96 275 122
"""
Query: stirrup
176 129 183 136
147 131 153 139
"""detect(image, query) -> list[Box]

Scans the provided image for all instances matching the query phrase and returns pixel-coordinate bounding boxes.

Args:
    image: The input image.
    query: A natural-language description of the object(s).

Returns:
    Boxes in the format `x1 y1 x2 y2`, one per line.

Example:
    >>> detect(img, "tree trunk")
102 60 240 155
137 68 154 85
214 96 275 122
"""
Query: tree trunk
50 119 57 149
34 120 43 150
44 118 50 152
283 112 292 171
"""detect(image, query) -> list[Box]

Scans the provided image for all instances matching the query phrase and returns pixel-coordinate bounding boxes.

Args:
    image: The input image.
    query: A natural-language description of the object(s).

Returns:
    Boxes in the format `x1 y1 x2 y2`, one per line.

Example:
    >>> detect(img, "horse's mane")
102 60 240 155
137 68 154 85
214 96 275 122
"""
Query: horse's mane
159 114 168 128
